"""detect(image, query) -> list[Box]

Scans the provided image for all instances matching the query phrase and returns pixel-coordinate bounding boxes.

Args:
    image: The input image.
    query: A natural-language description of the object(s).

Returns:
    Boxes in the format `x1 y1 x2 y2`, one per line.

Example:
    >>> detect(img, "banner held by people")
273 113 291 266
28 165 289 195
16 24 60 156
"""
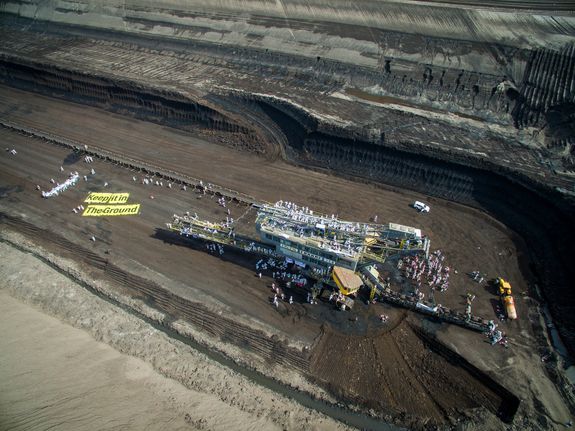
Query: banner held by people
82 204 140 217
84 192 130 204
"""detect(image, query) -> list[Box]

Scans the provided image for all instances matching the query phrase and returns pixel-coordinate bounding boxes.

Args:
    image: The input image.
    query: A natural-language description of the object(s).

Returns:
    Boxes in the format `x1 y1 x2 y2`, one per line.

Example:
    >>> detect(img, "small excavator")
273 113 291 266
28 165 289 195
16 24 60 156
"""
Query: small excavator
495 277 517 320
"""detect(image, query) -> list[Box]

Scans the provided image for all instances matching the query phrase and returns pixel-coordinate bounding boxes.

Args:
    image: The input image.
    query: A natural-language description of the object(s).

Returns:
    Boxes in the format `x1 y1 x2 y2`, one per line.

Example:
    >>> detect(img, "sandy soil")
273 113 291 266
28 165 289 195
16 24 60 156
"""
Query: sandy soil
0 241 350 431
0 291 202 431
0 86 572 429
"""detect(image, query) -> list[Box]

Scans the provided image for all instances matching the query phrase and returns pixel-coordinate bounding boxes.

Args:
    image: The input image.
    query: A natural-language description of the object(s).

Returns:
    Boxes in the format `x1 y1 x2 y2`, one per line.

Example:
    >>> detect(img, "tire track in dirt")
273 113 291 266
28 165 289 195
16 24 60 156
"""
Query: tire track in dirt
388 330 445 420
309 319 519 426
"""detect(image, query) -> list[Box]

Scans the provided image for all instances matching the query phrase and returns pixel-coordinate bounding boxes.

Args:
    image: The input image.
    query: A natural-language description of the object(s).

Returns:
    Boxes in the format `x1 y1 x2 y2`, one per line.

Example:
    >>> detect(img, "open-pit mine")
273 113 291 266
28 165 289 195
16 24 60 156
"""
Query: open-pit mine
1 1 574 430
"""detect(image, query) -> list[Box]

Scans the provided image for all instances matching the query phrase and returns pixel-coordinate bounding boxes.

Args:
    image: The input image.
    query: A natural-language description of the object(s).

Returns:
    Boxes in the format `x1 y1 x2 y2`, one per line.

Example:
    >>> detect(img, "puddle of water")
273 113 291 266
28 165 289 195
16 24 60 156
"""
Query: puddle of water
565 366 575 384
542 306 570 359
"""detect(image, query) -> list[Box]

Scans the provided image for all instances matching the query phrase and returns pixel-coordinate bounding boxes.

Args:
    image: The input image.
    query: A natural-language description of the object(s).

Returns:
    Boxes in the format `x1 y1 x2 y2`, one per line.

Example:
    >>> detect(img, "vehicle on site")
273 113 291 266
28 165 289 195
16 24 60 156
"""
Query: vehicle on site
495 277 517 320
413 201 430 213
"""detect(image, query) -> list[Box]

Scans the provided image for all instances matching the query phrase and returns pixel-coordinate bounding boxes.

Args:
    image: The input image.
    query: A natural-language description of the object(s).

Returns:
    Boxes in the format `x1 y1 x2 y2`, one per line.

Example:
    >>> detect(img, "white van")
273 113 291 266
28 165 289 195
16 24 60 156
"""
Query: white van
413 201 430 213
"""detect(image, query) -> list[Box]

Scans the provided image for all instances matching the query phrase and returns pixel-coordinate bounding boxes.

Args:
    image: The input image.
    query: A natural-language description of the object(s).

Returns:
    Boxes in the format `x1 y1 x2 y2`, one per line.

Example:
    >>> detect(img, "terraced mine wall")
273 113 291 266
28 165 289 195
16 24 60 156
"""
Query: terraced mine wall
1 53 574 359
515 44 575 128
513 44 575 166
1 14 574 169
3 0 574 53
0 13 514 127
2 6 574 130
0 56 271 153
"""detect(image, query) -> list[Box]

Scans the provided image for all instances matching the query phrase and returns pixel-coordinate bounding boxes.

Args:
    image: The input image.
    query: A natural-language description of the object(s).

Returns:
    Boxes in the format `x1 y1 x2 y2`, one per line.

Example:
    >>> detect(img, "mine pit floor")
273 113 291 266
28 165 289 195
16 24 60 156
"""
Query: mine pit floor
0 86 571 429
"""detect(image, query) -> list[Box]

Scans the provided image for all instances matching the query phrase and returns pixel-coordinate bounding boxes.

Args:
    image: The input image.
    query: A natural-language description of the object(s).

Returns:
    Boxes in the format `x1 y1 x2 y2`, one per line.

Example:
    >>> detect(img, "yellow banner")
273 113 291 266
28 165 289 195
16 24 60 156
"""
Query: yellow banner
84 192 130 204
82 204 140 217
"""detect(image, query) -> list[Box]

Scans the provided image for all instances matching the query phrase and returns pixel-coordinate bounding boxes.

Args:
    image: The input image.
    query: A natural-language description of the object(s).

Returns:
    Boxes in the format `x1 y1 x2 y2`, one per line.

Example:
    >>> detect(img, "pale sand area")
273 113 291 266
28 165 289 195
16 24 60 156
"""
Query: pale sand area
0 239 347 431
0 291 238 431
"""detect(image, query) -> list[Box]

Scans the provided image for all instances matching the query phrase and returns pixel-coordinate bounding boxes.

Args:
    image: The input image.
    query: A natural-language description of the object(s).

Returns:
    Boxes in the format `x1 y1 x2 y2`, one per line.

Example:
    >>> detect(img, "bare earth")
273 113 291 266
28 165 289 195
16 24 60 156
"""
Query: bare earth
0 85 572 429
0 241 348 431
0 291 195 431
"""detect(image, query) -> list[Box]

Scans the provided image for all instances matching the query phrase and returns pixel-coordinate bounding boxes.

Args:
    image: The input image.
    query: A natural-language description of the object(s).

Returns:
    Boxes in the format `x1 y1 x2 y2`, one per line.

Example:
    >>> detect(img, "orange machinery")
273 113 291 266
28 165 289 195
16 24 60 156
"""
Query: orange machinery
496 278 517 320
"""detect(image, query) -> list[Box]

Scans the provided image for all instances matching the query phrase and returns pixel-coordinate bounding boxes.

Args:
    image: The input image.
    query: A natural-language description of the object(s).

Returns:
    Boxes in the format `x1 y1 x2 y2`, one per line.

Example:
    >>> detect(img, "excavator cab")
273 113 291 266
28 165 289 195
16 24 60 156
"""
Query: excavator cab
496 277 517 320
497 278 512 296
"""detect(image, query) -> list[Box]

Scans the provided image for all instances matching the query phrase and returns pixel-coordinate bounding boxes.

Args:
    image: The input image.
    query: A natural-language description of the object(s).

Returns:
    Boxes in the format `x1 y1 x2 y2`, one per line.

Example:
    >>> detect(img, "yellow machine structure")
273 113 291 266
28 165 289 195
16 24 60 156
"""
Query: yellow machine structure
332 266 363 296
170 203 432 307
364 265 381 301
256 204 431 272
496 278 517 320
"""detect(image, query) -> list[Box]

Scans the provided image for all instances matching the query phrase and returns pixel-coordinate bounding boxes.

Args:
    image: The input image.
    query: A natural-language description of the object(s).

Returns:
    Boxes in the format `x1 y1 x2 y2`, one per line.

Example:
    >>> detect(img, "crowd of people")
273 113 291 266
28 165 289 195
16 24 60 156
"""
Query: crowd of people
136 176 175 191
264 201 365 257
398 249 450 293
271 200 367 237
206 242 224 256
310 266 330 278
252 256 316 309
270 281 295 308
327 291 347 306
256 257 307 286
486 320 508 347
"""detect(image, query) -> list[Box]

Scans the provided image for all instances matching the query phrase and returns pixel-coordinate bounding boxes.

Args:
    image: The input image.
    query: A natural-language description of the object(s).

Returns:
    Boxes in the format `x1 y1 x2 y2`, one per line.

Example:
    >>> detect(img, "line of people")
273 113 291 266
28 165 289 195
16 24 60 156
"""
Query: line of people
42 172 80 198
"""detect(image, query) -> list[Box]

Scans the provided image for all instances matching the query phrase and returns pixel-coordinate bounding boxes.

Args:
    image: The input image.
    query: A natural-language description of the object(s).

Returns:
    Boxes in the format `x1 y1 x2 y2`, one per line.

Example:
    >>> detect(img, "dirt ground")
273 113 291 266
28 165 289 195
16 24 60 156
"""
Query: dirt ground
0 86 572 429
0 292 255 431
310 319 501 421
0 85 533 326
0 242 348 431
